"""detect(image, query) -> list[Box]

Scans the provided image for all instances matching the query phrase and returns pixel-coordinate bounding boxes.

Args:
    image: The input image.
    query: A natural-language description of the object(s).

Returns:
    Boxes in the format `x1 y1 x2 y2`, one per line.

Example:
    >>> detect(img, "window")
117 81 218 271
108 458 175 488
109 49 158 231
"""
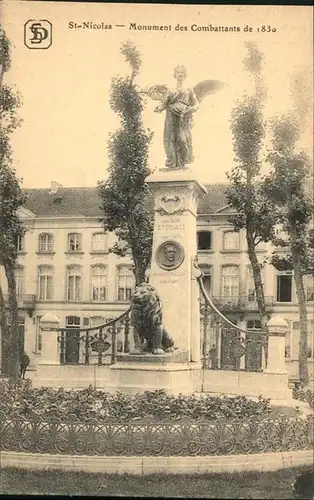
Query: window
92 233 107 252
91 265 107 301
82 317 90 327
223 231 239 250
38 233 54 252
117 266 135 301
16 234 24 252
246 320 261 330
221 266 239 298
67 265 82 301
68 233 82 252
35 316 43 353
197 231 212 251
276 271 292 302
15 266 24 295
199 265 212 302
38 266 53 300
66 316 80 327
305 275 314 302
247 265 256 301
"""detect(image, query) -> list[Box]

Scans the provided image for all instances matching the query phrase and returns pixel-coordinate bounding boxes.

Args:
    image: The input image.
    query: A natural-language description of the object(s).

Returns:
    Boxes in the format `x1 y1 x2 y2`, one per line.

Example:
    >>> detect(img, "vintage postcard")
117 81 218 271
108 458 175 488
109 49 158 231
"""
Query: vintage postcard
0 0 313 498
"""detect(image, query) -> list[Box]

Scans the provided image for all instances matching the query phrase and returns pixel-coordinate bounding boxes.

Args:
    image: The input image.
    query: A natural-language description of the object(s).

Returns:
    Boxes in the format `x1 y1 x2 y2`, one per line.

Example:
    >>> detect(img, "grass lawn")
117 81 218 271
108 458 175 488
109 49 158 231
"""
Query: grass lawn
1 465 311 498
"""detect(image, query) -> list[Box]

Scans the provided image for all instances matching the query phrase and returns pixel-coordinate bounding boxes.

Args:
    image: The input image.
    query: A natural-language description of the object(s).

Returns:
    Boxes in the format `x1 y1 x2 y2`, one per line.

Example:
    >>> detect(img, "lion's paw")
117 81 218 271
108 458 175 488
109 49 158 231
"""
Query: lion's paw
152 348 165 355
164 347 176 353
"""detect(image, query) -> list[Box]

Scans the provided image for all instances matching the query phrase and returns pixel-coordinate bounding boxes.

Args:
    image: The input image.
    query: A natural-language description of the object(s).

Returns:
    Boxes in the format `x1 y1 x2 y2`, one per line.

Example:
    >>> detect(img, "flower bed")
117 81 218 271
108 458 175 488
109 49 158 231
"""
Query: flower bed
0 379 274 423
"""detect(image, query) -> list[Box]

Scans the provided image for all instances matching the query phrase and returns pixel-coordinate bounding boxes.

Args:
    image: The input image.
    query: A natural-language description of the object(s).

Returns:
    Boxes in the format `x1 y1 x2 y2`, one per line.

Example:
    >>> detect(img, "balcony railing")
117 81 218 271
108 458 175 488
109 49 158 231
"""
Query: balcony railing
242 296 274 310
3 294 36 316
210 296 273 312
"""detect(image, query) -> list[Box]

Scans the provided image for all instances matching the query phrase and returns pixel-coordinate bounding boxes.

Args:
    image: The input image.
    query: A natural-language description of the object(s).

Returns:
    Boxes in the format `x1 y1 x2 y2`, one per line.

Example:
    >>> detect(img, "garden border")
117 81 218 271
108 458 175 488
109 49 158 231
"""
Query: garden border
1 450 313 475
1 412 313 457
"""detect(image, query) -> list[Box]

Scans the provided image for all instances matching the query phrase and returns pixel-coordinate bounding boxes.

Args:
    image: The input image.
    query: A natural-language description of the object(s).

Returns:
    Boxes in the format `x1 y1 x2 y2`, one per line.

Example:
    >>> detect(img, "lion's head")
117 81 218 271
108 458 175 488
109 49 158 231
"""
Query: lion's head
131 283 162 328
130 282 175 354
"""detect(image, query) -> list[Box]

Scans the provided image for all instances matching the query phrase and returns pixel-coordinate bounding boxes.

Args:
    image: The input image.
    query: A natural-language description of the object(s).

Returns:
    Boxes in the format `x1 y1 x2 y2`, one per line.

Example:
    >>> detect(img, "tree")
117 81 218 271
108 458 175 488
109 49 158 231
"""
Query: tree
0 26 26 379
264 111 313 385
98 41 154 285
226 41 276 333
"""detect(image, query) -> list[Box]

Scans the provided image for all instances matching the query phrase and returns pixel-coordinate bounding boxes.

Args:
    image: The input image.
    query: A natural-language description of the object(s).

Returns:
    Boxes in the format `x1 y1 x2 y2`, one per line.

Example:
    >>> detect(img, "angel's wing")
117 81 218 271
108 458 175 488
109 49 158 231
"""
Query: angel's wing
193 80 225 103
140 84 170 102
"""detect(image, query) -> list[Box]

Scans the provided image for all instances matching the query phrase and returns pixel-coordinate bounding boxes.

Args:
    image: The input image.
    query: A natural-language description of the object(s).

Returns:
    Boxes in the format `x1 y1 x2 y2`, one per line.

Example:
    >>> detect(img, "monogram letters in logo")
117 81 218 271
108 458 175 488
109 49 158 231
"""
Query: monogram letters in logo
24 20 52 49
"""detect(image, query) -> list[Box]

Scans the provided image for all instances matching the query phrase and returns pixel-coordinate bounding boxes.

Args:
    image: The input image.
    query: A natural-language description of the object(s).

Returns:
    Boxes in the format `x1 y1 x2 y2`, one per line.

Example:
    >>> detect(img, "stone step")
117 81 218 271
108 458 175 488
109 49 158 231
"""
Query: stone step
116 350 189 364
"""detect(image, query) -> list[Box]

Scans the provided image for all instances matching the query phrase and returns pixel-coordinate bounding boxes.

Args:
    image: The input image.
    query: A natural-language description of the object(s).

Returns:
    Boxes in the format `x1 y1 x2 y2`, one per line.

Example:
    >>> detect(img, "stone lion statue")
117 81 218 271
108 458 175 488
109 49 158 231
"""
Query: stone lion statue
130 282 176 355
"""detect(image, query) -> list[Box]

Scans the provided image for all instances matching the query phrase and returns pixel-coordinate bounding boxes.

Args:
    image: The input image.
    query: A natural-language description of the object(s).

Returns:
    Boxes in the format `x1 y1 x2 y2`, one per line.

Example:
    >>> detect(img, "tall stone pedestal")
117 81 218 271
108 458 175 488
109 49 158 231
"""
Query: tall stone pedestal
108 167 205 394
146 167 206 363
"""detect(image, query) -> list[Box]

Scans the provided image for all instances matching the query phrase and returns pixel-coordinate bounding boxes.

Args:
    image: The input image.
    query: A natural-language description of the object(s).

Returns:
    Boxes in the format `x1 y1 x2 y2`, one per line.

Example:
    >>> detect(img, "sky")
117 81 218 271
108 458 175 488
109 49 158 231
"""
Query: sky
2 1 313 188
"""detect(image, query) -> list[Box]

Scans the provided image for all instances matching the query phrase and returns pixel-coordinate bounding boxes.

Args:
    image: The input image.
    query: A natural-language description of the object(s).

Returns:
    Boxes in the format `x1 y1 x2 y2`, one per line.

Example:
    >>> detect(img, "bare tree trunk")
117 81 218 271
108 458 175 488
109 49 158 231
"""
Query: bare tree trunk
3 261 20 379
131 246 147 285
294 273 309 385
291 245 309 385
246 227 269 333
0 283 9 375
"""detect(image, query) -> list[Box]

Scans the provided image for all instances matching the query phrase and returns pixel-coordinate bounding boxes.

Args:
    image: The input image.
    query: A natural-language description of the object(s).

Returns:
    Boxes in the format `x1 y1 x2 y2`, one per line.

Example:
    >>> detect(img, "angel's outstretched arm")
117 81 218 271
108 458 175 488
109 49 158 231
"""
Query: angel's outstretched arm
139 84 170 114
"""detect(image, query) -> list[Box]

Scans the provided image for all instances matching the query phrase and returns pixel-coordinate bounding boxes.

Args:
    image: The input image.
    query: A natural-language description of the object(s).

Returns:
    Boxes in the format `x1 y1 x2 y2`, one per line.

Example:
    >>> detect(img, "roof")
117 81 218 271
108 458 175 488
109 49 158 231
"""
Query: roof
23 183 231 218
24 187 104 218
198 183 230 214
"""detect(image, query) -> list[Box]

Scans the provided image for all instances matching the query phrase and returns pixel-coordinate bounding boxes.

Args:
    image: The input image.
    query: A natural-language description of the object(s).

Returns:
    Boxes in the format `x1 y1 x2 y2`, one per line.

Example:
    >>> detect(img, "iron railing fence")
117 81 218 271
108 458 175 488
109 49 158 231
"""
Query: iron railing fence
207 295 274 311
198 274 269 373
55 309 131 366
0 411 312 456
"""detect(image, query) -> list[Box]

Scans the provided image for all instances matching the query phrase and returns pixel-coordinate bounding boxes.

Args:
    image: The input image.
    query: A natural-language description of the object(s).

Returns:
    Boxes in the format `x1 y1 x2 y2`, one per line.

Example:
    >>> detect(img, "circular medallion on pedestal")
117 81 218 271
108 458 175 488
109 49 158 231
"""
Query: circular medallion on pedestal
155 241 185 271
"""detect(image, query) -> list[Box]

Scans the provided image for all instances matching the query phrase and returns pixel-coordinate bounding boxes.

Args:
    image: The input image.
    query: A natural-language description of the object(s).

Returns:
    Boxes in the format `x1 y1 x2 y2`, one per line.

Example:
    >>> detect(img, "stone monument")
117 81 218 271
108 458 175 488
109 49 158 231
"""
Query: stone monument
144 65 224 362
110 65 224 393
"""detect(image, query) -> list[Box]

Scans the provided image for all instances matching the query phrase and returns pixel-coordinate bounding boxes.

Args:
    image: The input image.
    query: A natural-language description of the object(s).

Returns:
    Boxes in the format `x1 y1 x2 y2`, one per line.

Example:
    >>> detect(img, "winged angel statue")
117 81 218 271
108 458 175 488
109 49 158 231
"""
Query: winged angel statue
141 65 224 169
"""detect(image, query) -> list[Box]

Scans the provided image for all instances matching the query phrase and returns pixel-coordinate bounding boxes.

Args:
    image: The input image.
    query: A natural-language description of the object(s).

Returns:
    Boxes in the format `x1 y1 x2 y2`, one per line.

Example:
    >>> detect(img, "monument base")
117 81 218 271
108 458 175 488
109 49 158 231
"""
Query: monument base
110 359 202 395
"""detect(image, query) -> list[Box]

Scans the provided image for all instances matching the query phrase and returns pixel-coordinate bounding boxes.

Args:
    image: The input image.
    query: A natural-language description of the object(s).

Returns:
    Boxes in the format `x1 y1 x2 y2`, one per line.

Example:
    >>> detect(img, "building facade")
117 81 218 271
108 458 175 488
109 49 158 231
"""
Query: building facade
0 184 313 381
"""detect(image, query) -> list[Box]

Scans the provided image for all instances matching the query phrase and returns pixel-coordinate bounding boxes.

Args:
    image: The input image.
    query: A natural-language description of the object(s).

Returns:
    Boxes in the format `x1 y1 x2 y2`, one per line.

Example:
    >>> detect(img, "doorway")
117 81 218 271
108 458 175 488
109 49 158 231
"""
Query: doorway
64 316 80 364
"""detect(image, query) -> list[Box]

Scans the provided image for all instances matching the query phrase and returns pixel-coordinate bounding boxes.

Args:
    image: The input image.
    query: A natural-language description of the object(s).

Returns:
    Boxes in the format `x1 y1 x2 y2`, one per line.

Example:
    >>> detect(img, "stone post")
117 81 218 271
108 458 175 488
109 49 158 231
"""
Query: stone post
264 316 288 374
38 313 61 365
